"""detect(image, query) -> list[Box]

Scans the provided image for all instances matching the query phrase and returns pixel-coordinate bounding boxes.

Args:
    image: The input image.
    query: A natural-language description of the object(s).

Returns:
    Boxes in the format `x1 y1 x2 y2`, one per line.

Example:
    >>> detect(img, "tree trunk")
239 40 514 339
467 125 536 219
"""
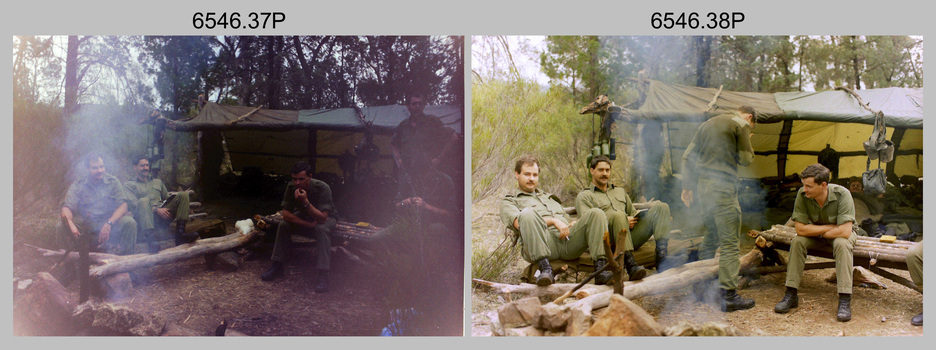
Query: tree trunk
64 35 80 116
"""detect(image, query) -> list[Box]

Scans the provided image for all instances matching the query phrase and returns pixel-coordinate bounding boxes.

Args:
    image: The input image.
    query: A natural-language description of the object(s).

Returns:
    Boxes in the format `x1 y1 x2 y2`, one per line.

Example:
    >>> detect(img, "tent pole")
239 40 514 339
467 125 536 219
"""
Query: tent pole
307 128 318 174
886 128 906 182
776 120 794 179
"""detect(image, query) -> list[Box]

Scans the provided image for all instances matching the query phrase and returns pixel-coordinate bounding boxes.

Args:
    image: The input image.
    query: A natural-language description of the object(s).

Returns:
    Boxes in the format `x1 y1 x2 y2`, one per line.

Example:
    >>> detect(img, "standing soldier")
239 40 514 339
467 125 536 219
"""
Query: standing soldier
391 92 460 176
124 156 197 253
681 105 757 312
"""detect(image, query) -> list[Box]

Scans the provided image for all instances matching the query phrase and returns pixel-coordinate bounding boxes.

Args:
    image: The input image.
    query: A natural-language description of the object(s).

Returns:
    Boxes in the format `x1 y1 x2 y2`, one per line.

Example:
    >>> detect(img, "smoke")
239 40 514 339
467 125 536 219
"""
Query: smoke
59 104 151 184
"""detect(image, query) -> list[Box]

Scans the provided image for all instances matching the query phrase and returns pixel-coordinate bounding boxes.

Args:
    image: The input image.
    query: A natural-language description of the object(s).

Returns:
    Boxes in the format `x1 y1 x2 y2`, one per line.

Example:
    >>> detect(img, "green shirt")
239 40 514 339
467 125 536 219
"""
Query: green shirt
791 183 856 226
392 112 454 161
396 170 457 224
681 112 754 189
62 173 131 220
499 188 569 232
282 178 336 220
575 184 635 217
124 177 169 212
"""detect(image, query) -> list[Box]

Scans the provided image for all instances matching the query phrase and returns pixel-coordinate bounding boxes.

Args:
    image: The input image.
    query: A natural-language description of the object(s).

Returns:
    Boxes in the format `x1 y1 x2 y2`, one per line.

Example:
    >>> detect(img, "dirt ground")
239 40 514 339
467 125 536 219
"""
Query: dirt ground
469 199 925 337
13 196 462 336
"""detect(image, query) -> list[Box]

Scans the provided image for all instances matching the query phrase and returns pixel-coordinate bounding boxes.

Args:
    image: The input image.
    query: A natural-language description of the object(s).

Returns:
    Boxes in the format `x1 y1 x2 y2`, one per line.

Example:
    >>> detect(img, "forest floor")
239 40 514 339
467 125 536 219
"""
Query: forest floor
469 196 925 337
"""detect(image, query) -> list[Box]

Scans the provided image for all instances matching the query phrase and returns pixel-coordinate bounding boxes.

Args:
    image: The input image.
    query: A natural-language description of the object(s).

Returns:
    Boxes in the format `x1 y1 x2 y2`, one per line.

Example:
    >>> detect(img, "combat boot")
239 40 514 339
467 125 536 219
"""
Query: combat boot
837 294 852 322
535 258 554 286
315 269 329 293
774 287 799 313
261 261 284 281
173 220 198 245
722 289 755 312
655 239 671 272
623 251 647 281
911 312 922 326
593 258 613 285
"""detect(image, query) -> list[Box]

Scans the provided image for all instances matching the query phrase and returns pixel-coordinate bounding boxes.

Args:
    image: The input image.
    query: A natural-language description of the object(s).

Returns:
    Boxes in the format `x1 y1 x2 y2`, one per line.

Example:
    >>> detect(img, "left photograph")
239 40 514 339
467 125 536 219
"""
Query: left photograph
12 35 465 336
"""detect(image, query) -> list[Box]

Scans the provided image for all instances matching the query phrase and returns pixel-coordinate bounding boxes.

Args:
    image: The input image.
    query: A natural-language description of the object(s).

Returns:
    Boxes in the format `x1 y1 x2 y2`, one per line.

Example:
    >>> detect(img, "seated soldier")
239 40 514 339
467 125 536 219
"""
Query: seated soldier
261 161 338 294
499 155 610 286
775 163 857 322
576 155 674 283
58 153 137 255
124 156 197 252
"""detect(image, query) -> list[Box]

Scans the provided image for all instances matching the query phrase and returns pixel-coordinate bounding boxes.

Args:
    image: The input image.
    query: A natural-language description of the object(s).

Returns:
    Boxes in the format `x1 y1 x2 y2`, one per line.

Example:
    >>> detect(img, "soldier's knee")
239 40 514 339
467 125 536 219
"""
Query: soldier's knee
518 208 538 221
176 191 190 201
651 201 670 216
584 208 606 219
790 236 809 250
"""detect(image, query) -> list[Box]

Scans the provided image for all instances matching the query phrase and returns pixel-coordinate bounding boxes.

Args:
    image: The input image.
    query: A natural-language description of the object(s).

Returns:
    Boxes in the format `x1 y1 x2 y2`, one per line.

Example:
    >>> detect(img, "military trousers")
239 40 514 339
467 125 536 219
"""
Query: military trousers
271 217 337 270
785 233 856 294
133 190 190 233
607 201 671 252
696 178 743 291
906 242 923 290
57 214 138 255
517 207 608 263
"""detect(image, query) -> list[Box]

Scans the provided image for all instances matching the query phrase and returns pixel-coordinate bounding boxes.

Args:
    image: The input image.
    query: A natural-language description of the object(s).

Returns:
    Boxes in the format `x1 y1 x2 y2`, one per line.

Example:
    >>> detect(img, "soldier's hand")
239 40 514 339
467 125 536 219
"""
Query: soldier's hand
69 222 81 238
628 216 638 230
554 220 570 240
99 223 112 244
681 189 693 207
155 207 171 220
295 188 308 202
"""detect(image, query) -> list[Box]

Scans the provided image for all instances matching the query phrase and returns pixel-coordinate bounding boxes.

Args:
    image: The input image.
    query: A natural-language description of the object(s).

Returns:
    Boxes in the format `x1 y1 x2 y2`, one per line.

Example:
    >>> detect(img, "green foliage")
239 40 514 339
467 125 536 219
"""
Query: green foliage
470 231 521 282
540 36 608 104
471 78 595 203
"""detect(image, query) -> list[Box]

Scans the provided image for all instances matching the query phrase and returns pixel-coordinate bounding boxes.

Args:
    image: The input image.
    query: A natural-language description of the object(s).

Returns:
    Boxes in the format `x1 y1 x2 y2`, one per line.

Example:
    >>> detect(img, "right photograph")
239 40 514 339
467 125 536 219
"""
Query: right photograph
470 35 924 336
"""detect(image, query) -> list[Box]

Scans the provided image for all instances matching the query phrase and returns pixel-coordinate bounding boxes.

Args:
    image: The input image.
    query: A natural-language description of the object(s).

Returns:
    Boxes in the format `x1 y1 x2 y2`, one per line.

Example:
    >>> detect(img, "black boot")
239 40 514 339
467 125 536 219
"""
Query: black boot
593 258 613 285
623 251 647 281
261 261 284 281
911 312 923 326
535 258 554 286
315 269 329 293
174 221 198 245
837 294 852 322
655 239 670 272
774 287 799 313
722 289 755 312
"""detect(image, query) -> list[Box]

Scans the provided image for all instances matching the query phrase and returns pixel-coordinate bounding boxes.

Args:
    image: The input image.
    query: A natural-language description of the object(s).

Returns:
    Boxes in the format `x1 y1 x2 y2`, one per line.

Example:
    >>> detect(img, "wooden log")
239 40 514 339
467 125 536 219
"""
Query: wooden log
472 279 610 300
523 250 763 333
88 230 261 278
755 225 912 270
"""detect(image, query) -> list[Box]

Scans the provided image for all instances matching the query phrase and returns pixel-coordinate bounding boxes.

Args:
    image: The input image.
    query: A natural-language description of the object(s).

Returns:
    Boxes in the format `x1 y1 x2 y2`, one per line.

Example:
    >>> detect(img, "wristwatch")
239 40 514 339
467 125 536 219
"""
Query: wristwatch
106 220 114 226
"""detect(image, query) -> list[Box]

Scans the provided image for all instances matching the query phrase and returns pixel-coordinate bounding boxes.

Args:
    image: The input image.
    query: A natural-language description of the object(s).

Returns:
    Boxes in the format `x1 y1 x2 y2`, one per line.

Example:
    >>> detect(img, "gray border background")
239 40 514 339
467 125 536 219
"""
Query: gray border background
4 0 930 347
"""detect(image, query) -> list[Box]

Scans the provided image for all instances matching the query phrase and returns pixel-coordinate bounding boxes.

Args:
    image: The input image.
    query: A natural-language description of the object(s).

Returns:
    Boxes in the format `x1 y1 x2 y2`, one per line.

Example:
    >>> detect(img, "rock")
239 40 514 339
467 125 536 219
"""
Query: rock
664 321 750 336
564 305 591 336
163 322 203 336
585 294 664 336
497 296 540 328
504 326 544 336
486 311 504 336
73 301 165 336
205 251 241 271
13 272 79 335
101 273 134 301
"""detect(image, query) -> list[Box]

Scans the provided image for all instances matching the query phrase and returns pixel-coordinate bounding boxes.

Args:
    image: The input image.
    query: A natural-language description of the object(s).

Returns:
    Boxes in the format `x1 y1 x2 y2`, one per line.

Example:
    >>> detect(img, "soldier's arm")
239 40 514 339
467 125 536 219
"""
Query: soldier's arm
736 123 754 167
824 191 857 239
574 191 593 219
499 196 521 230
791 194 833 237
282 209 318 229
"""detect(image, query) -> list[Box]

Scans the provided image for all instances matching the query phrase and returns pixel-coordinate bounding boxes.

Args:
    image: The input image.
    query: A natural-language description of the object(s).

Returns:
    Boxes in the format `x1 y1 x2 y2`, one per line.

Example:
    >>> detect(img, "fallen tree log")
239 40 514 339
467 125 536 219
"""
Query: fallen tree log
88 230 261 278
493 249 763 334
755 225 913 269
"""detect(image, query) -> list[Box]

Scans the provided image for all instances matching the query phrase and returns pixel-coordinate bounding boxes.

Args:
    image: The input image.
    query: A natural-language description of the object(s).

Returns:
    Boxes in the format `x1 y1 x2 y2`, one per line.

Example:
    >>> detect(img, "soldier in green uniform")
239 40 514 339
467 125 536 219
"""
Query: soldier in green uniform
124 156 197 252
58 153 137 255
261 161 337 294
906 242 923 326
391 92 460 175
499 155 610 286
576 155 673 283
681 105 757 312
774 163 857 322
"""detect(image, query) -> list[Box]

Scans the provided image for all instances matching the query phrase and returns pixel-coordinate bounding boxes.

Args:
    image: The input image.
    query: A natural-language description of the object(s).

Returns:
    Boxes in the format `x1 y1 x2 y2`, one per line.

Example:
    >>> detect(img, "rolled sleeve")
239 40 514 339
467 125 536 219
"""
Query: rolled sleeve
790 192 810 224
499 196 521 230
835 190 857 225
574 191 592 219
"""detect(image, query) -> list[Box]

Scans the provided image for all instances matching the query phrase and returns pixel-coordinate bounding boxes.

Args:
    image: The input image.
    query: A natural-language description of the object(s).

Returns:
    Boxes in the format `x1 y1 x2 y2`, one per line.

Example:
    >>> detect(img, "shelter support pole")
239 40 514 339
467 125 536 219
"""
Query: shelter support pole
886 128 905 182
776 120 794 178
307 128 317 174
